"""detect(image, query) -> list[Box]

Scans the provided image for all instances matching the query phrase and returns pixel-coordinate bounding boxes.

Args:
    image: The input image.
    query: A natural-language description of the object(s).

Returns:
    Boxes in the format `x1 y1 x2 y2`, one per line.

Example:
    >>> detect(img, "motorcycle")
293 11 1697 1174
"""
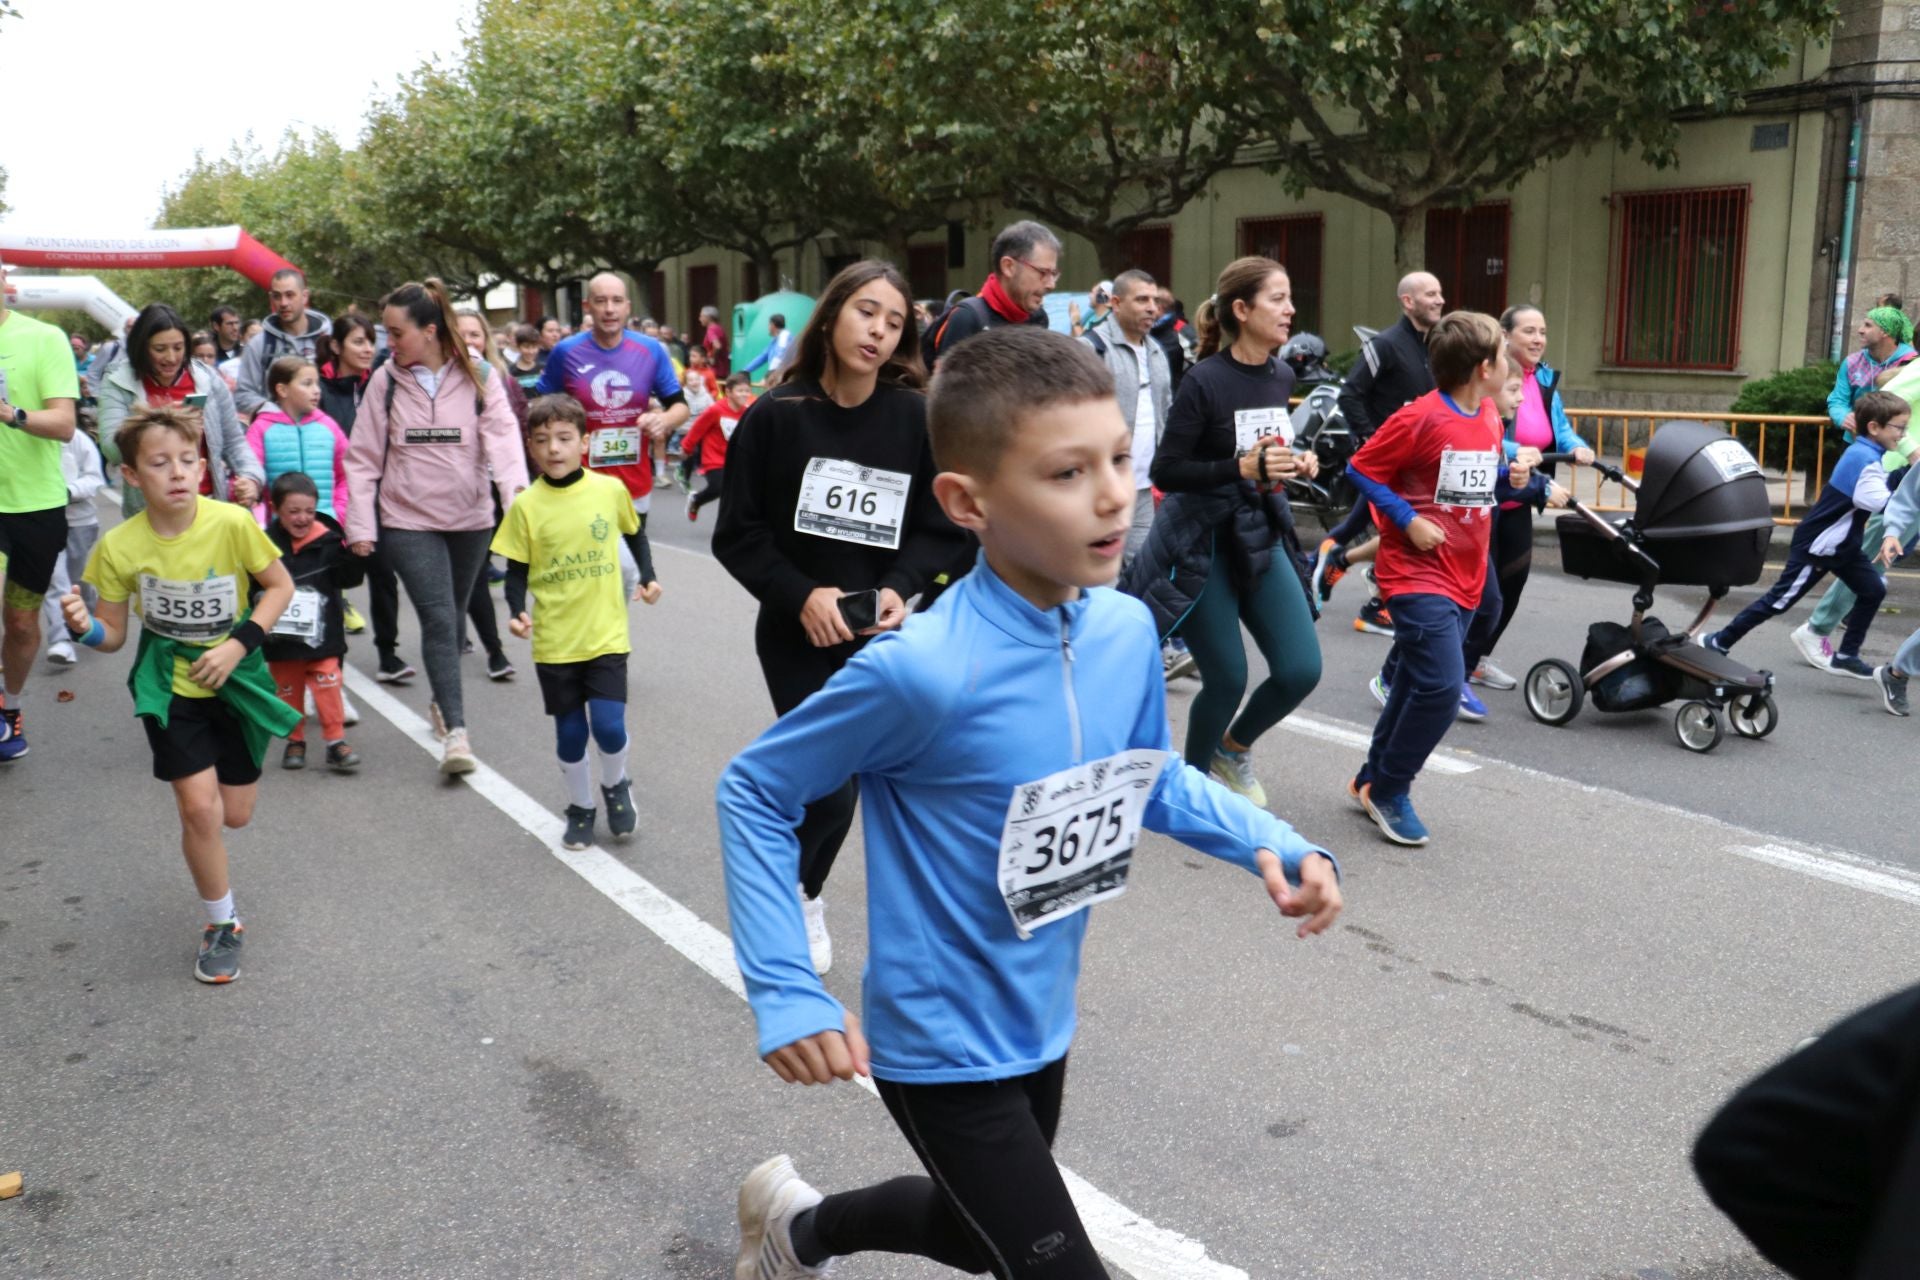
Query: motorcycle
1277 328 1374 529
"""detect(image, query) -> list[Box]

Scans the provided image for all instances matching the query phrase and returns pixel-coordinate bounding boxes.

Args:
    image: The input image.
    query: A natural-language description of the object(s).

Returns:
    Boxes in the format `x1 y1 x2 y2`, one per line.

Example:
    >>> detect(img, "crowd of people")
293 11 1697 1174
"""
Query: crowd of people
4 222 1917 1277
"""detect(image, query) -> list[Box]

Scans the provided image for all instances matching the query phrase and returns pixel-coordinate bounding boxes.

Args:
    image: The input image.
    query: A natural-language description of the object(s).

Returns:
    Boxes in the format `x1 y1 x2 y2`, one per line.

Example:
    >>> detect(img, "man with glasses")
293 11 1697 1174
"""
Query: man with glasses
234 269 332 421
926 220 1058 369
210 306 246 364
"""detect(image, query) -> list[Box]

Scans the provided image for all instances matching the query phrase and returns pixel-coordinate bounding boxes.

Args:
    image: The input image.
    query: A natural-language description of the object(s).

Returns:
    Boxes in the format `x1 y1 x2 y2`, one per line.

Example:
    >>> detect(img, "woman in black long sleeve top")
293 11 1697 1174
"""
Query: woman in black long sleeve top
1146 256 1323 804
712 261 965 971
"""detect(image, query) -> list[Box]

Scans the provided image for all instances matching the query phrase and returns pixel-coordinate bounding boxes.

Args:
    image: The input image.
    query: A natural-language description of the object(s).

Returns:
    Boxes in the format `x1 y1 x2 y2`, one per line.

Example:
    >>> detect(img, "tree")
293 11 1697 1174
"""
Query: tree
1202 0 1838 272
796 0 1249 277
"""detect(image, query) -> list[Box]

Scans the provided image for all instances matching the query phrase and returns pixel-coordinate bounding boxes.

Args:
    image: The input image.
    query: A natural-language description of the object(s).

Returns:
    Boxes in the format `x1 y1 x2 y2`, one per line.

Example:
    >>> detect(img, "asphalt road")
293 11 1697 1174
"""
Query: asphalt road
5 493 1917 1279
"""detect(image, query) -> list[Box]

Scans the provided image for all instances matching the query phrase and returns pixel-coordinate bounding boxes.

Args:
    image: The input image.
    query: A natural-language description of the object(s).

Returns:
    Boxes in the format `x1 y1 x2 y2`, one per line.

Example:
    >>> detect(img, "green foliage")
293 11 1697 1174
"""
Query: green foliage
1327 347 1359 379
1729 361 1838 418
1204 0 1837 269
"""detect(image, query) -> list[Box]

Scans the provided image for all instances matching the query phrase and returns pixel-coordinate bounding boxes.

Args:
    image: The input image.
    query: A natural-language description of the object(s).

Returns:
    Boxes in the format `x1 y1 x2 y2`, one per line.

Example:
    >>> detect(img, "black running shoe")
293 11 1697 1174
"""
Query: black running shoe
1353 599 1394 637
195 921 244 984
282 741 307 770
562 805 596 851
376 653 416 683
602 778 636 840
326 742 362 772
486 651 515 681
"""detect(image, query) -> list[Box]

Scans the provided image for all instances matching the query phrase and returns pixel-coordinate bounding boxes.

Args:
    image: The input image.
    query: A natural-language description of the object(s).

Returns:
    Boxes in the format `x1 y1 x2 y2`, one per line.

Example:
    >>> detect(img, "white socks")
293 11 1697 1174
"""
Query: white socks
202 891 236 926
596 742 629 789
559 755 594 809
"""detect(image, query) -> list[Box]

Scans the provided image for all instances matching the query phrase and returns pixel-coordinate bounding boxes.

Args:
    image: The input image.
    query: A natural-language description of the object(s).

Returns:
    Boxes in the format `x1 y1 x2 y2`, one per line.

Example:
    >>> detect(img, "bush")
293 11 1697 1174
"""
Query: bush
1726 360 1839 493
1327 347 1359 378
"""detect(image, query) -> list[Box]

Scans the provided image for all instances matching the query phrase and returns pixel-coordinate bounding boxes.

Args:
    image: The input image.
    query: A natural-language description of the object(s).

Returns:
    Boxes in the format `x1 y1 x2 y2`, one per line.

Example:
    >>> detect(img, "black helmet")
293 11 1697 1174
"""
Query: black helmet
1280 333 1329 370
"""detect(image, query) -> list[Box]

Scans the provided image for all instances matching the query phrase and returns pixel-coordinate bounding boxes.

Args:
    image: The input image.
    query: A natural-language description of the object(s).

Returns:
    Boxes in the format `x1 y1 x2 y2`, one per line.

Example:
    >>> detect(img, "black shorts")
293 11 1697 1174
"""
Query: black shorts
141 695 263 786
0 506 70 600
534 652 629 717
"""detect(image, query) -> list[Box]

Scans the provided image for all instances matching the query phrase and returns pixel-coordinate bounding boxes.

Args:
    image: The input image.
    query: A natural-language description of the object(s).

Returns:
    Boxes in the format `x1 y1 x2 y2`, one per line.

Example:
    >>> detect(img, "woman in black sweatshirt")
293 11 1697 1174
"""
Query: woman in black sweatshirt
1145 255 1322 807
713 260 965 973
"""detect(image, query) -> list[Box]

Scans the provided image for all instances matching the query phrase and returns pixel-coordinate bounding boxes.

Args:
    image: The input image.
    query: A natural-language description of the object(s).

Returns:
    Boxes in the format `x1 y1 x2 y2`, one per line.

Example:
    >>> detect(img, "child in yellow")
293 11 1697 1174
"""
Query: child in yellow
493 394 662 851
61 404 301 985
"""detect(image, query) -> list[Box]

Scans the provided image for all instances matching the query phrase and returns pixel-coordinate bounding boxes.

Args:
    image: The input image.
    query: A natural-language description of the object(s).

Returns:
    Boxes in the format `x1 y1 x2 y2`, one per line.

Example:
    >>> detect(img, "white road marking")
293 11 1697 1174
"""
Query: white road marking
342 664 1250 1280
1280 711 1479 774
1724 843 1920 908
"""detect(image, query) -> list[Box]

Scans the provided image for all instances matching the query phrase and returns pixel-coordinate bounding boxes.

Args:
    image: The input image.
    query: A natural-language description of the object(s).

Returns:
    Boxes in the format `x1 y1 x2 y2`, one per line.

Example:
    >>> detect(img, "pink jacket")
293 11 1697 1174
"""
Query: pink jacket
245 406 352 521
344 360 529 542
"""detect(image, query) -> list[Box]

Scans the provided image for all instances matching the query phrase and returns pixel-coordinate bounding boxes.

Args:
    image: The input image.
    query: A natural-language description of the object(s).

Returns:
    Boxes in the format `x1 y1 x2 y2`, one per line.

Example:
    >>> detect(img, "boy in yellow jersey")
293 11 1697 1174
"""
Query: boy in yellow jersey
494 394 662 850
60 404 301 984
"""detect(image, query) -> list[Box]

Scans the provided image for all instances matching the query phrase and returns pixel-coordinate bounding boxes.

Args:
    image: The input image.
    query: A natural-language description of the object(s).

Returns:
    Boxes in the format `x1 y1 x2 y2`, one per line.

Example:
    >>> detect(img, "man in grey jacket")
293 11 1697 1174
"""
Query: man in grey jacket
234 268 332 419
1078 269 1171 563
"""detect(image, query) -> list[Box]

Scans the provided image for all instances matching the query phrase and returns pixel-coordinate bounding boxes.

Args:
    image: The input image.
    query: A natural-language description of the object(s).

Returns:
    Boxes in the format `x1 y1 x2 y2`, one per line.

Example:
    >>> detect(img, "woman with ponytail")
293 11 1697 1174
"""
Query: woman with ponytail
1125 256 1321 808
344 280 528 775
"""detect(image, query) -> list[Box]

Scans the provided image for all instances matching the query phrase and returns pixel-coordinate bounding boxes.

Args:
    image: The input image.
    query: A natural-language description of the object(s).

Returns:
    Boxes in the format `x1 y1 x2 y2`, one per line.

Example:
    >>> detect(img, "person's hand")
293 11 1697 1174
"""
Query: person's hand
861 588 906 635
350 540 375 558
763 1009 870 1085
1068 300 1083 325
509 611 532 638
1573 446 1595 466
1514 446 1543 468
1546 482 1571 509
187 638 245 691
1843 411 1857 435
1881 534 1905 567
1406 516 1446 551
635 580 663 605
60 587 91 634
1256 849 1343 939
1508 457 1532 487
638 412 671 442
1238 439 1295 483
800 586 856 648
230 476 259 505
1295 449 1320 480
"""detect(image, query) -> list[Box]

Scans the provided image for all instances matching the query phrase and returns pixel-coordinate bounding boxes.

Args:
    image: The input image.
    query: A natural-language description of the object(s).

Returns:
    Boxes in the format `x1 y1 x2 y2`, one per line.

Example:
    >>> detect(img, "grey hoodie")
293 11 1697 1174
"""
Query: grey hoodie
234 308 333 418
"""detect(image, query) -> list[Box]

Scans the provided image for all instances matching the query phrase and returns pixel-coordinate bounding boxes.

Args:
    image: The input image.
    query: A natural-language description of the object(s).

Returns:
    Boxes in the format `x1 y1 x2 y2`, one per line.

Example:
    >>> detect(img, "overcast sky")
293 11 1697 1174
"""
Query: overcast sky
4 0 475 232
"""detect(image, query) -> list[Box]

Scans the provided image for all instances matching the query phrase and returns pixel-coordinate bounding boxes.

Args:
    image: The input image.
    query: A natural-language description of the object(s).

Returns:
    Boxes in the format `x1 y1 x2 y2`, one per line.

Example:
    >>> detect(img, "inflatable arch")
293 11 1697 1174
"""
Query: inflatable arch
3 275 140 331
0 226 300 291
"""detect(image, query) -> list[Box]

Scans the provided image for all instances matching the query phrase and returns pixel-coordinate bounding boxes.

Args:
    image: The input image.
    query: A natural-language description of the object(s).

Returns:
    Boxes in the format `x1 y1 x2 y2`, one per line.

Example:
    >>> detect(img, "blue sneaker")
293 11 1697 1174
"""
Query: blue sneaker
0 709 25 763
1362 789 1430 846
1699 630 1730 655
1457 686 1488 722
1368 674 1390 707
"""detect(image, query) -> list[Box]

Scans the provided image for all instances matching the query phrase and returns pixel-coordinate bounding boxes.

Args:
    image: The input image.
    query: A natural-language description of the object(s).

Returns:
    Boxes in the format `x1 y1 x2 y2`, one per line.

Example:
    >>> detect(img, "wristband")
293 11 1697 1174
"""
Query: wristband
230 620 266 654
71 618 105 648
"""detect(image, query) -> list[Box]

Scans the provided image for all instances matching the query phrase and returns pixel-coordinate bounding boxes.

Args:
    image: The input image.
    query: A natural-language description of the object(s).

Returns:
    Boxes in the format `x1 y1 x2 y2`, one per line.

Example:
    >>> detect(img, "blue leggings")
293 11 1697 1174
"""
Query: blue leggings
554 698 628 763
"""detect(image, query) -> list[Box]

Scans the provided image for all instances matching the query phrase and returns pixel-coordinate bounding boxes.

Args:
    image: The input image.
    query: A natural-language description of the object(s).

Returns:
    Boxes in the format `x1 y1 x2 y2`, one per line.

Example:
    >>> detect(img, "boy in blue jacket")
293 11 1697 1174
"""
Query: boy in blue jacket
717 326 1342 1279
1705 390 1911 676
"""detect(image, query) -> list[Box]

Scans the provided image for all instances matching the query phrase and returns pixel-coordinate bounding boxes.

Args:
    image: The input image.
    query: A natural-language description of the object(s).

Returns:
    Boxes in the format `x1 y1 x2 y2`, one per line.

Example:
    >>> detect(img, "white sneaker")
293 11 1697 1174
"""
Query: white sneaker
802 894 832 974
340 686 361 727
1470 657 1516 690
1789 622 1833 671
45 641 76 667
735 1155 830 1280
440 727 477 776
1209 748 1268 809
1162 647 1198 682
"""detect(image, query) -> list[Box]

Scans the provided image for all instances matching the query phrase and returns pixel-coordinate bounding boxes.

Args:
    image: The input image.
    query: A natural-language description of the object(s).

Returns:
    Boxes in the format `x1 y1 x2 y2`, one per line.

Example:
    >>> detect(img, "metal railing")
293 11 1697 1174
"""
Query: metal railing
1560 410 1833 524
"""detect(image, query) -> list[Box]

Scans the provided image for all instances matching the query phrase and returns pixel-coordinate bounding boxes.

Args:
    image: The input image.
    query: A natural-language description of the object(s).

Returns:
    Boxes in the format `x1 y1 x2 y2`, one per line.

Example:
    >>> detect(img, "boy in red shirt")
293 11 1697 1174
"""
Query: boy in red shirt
683 372 752 522
1343 312 1524 845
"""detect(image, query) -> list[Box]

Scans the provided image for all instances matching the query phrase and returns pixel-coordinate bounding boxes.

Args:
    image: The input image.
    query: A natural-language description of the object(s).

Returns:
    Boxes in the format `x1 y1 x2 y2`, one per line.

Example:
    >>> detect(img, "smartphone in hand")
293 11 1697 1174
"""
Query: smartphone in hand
837 589 879 632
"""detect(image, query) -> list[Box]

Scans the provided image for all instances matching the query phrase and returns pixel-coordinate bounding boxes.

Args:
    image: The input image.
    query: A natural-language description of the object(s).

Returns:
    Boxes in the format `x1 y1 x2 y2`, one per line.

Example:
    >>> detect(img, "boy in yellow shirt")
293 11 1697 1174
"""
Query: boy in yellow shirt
493 395 662 851
61 404 301 984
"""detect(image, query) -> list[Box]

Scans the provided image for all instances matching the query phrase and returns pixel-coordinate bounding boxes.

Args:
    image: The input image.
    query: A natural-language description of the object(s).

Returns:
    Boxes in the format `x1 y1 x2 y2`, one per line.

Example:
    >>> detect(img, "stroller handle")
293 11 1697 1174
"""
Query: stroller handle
1537 450 1640 493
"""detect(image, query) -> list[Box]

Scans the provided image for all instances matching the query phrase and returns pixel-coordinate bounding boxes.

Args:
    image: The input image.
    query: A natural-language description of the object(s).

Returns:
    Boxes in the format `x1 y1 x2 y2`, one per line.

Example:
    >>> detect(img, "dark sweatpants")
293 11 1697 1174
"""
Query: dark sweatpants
754 610 861 900
1715 548 1886 658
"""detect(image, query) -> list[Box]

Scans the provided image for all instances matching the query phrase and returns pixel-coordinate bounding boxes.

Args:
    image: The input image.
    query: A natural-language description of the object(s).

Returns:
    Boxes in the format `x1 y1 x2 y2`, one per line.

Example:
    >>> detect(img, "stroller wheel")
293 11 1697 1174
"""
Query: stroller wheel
1674 700 1723 753
1728 692 1778 739
1524 659 1584 726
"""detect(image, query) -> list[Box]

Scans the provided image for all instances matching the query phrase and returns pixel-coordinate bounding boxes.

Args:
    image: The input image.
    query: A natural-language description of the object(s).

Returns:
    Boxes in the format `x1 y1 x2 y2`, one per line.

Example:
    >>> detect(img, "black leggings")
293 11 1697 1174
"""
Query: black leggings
1484 504 1534 657
811 1057 1107 1278
756 610 861 900
365 548 403 659
465 571 504 658
692 467 724 512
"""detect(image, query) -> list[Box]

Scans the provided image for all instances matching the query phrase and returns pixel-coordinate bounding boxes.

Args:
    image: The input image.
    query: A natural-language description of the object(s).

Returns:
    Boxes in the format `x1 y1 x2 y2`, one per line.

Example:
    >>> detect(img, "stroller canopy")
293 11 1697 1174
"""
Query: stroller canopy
1633 421 1774 542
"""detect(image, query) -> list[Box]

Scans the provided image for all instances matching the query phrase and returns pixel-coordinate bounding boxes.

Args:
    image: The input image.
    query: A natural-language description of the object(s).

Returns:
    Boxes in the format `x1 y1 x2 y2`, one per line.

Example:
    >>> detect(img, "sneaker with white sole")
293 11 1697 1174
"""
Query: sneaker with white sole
1789 622 1833 671
1828 653 1876 680
1209 748 1268 808
1875 664 1910 716
1368 674 1390 707
1469 657 1516 690
45 640 76 667
735 1155 831 1280
440 727 477 775
1457 686 1488 722
1162 648 1198 682
802 894 832 974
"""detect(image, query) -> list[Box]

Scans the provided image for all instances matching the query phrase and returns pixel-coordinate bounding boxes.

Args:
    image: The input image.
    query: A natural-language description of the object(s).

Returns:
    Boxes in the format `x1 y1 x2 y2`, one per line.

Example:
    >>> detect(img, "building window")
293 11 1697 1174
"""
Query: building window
1117 225 1173 296
1238 215 1323 336
1607 185 1749 371
907 243 949 302
1426 203 1510 317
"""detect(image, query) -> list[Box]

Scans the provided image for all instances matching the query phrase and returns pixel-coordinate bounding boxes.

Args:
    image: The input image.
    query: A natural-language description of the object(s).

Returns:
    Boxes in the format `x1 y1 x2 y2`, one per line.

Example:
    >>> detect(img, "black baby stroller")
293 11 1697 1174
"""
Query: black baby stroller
1522 420 1779 753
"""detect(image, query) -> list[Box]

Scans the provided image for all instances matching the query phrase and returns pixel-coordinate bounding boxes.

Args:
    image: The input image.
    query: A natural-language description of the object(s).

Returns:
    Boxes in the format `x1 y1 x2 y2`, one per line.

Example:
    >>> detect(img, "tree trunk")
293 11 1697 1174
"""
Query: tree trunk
634 260 664 320
753 250 780 299
1389 204 1428 277
1090 228 1129 281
